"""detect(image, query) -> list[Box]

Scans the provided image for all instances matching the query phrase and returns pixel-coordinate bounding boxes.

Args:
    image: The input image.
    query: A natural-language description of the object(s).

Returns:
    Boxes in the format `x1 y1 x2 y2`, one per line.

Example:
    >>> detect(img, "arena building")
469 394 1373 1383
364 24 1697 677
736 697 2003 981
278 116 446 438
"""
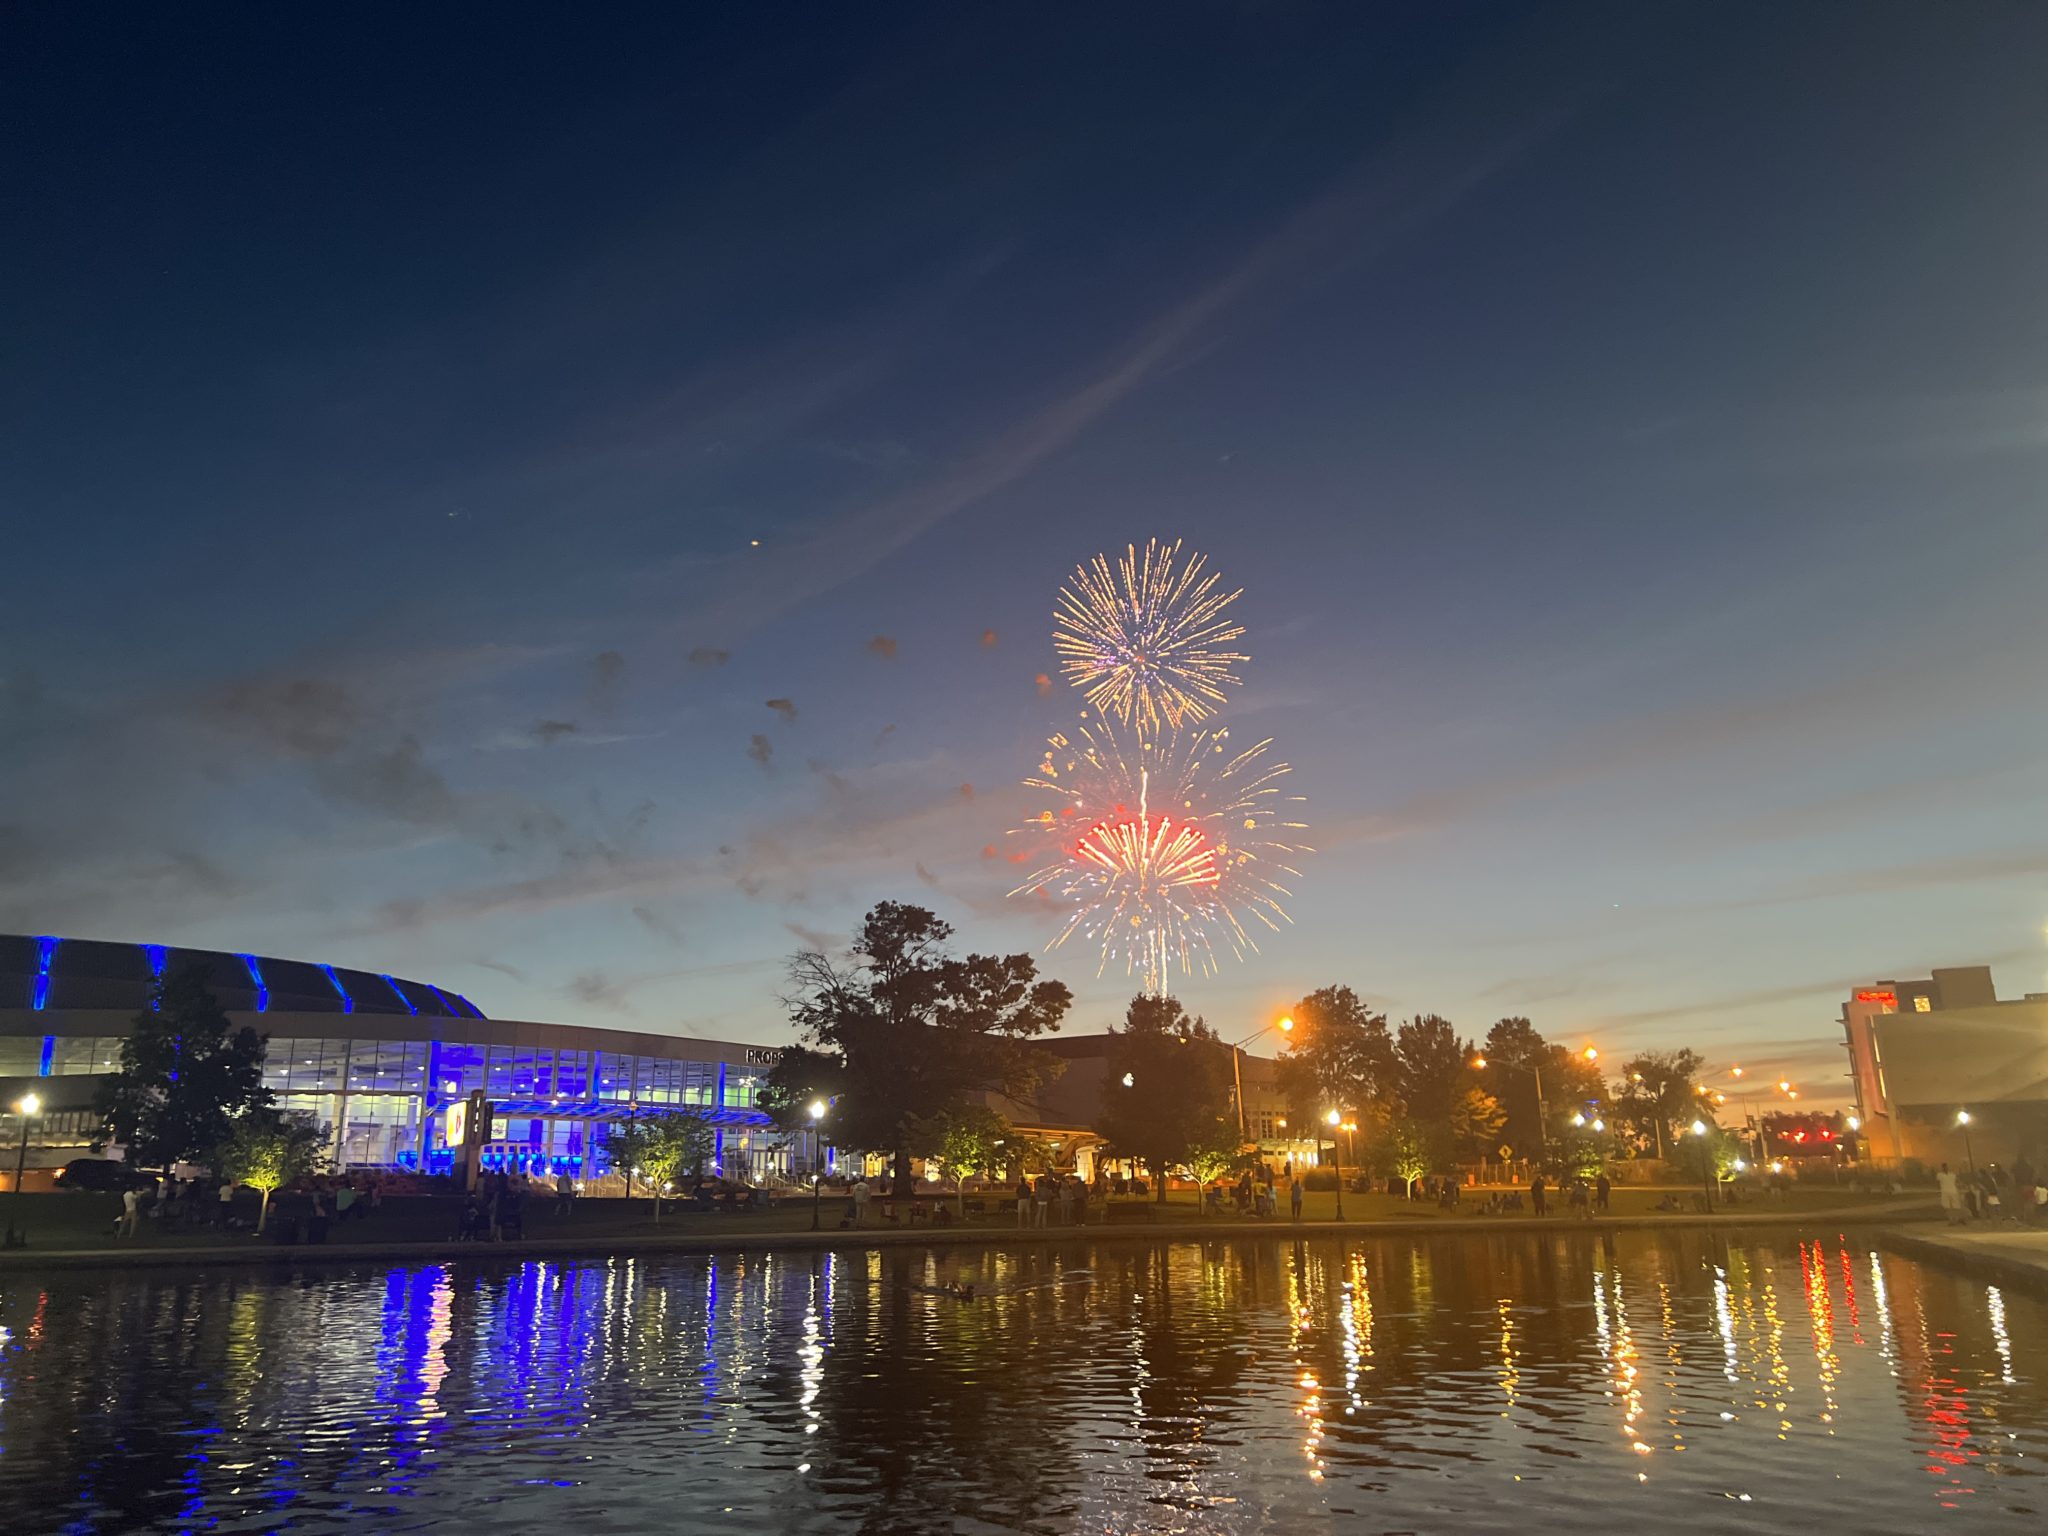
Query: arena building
0 933 807 1185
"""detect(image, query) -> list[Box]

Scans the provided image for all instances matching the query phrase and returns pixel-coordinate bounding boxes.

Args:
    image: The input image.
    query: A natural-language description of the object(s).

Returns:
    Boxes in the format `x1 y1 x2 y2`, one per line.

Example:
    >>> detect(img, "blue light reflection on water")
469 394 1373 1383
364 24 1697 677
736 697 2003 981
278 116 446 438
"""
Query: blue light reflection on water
0 1232 2045 1534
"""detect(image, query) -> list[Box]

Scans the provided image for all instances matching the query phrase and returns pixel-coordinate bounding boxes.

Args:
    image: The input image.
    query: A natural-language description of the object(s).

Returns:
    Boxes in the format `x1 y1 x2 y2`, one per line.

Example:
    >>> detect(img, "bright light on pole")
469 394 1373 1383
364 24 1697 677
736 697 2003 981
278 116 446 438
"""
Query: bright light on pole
5 1092 41 1249
807 1100 829 1231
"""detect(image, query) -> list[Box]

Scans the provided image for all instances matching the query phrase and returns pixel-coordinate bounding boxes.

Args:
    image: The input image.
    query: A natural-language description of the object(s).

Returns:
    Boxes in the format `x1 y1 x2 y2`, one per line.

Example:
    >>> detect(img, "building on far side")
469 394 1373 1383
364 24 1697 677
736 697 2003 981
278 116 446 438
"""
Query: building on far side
0 933 807 1187
1839 964 2048 1166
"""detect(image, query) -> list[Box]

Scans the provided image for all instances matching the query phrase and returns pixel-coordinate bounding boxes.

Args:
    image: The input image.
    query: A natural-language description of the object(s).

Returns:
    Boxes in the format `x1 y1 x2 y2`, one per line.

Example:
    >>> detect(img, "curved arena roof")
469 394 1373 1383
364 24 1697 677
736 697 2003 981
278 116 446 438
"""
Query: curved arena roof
0 934 485 1020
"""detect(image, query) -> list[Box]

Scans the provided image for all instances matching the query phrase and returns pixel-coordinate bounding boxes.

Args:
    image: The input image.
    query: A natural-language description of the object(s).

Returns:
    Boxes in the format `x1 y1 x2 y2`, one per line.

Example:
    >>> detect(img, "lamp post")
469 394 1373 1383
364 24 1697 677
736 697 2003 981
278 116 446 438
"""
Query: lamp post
1690 1119 1714 1209
1325 1109 1345 1222
808 1099 828 1231
1956 1109 1976 1174
1228 1014 1293 1145
1472 1047 1592 1167
5 1092 39 1250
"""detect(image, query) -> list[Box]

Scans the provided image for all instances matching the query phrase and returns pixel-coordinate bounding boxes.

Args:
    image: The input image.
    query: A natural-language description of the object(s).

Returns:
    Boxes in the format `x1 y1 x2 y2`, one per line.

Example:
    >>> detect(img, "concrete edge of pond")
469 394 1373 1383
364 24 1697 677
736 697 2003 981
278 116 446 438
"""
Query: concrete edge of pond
0 1202 1938 1274
1875 1226 2048 1297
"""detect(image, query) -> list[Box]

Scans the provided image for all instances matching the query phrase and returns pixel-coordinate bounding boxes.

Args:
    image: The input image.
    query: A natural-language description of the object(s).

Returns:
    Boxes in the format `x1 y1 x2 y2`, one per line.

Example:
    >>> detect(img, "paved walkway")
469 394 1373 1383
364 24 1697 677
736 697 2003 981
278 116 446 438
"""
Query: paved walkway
0 1200 1935 1273
1879 1224 2048 1294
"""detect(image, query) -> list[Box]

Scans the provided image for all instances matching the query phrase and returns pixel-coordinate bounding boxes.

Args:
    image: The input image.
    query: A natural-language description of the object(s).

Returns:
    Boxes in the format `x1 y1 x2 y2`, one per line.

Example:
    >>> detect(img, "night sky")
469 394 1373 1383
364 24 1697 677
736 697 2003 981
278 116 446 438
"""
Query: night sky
7 5 2048 1104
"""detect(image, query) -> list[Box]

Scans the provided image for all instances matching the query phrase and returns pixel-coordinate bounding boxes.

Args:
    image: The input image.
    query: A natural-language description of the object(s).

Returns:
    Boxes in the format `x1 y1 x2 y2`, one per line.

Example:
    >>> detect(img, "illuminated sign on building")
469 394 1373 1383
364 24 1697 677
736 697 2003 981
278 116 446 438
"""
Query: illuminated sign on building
745 1047 783 1066
1854 990 1897 1006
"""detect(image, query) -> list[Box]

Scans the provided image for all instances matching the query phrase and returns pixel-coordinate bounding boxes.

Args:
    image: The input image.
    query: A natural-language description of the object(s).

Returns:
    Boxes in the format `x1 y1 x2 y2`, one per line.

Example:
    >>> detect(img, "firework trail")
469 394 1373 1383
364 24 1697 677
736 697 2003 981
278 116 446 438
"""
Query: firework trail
1008 716 1309 993
1052 538 1248 731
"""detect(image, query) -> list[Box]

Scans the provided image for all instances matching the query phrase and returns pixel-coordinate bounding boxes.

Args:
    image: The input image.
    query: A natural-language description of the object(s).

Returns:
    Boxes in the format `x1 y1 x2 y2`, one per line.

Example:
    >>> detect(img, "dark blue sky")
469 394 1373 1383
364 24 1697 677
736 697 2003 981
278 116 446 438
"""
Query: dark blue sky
7 4 2048 1100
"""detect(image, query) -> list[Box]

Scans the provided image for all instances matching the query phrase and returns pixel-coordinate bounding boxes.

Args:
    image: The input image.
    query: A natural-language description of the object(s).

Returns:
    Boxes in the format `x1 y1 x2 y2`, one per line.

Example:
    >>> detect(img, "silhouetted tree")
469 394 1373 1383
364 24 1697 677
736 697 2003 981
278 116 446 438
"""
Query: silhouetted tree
95 962 271 1170
1095 995 1235 1202
763 903 1071 1194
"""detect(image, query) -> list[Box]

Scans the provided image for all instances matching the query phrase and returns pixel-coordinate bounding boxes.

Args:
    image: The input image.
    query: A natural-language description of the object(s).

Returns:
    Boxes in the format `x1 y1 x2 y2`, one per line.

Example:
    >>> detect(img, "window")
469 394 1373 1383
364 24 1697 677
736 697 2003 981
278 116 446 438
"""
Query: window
1913 995 1932 1013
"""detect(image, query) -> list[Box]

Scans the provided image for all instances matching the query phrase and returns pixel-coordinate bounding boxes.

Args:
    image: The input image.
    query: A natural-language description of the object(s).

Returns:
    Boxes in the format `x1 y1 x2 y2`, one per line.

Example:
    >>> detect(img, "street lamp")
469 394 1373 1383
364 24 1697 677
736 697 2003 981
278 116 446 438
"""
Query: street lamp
1227 1013 1294 1145
1325 1108 1346 1222
1956 1109 1976 1173
5 1092 40 1250
808 1099 828 1231
1690 1118 1714 1209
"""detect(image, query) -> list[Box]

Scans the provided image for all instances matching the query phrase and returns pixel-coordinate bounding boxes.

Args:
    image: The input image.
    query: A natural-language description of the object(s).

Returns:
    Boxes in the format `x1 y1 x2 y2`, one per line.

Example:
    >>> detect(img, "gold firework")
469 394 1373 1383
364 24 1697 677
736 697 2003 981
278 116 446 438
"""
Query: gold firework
1052 539 1248 730
1008 718 1309 993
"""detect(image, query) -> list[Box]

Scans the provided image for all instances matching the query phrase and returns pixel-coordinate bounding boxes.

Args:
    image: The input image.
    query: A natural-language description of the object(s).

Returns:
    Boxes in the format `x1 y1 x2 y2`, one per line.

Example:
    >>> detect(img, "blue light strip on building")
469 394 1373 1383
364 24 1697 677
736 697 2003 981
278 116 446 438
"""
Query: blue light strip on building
714 1063 727 1169
384 975 418 1016
39 1036 54 1076
425 984 460 1018
318 963 354 1014
31 935 58 1010
144 944 168 1009
453 994 481 1019
239 954 270 1012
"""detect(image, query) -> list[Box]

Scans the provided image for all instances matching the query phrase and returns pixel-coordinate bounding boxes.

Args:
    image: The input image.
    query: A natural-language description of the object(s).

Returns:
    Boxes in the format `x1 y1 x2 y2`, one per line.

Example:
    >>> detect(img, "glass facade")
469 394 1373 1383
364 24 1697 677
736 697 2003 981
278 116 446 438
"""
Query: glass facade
10 1026 796 1183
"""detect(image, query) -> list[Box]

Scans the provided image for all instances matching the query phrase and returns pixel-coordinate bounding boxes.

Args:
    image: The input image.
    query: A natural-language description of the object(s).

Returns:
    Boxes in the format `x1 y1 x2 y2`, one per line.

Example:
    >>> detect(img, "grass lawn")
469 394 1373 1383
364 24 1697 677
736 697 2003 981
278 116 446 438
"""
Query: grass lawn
1 1180 1905 1256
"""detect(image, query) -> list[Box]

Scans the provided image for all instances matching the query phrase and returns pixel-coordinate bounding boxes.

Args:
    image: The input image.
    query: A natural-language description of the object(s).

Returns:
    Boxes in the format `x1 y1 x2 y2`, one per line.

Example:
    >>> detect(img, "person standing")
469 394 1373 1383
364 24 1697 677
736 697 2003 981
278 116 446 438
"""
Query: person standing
852 1176 871 1228
1016 1175 1032 1227
1033 1176 1051 1228
1531 1172 1548 1217
216 1178 236 1228
1937 1162 1964 1225
1594 1173 1611 1214
120 1183 142 1239
1289 1173 1304 1221
555 1171 575 1217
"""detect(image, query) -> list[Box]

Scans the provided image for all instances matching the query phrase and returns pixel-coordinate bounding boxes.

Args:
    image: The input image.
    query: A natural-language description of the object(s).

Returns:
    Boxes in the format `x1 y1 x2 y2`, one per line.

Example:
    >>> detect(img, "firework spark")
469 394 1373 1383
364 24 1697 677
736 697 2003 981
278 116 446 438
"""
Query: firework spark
1008 718 1309 992
1052 539 1248 730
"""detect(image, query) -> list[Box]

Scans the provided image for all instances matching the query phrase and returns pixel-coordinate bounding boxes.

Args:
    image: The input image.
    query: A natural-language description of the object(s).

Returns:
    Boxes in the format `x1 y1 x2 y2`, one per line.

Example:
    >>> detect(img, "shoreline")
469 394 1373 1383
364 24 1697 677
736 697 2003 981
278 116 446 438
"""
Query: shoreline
1876 1225 2048 1297
0 1201 1935 1274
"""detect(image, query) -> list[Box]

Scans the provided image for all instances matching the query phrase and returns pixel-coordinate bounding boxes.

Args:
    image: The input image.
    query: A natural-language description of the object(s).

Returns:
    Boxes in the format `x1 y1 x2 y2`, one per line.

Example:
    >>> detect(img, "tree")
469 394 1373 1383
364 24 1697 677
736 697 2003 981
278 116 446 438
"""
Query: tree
1395 1014 1475 1129
1374 1119 1436 1197
1094 994 1236 1203
1478 1017 1608 1161
606 1113 715 1220
95 962 272 1170
1615 1049 1708 1160
1274 986 1398 1149
1670 1120 1743 1189
1449 1084 1507 1158
763 902 1071 1194
1186 1121 1246 1210
217 1114 325 1233
907 1103 1011 1215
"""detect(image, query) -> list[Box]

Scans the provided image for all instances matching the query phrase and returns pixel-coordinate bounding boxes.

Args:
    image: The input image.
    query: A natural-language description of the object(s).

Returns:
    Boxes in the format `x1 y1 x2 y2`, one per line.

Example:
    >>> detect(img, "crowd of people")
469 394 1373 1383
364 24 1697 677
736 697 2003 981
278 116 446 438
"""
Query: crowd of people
1936 1158 2048 1226
112 1171 389 1241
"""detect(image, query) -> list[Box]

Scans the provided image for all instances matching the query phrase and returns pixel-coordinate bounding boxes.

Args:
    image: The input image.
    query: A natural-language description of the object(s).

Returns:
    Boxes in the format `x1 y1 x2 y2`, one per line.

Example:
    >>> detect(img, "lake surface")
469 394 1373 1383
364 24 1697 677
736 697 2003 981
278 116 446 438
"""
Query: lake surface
1 1230 2043 1534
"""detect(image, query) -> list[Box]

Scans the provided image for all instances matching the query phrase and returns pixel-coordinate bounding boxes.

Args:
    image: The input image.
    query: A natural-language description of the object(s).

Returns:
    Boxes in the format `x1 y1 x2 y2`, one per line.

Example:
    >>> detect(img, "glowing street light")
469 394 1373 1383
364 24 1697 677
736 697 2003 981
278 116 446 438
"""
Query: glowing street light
1690 1118 1714 1208
1121 1072 1135 1088
808 1100 829 1231
1956 1109 1976 1171
5 1091 41 1249
1325 1109 1347 1222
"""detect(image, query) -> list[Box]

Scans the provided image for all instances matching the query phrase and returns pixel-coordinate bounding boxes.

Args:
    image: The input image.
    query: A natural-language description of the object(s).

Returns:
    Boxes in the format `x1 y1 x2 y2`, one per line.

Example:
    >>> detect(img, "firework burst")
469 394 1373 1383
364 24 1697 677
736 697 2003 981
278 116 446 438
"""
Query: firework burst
1052 539 1248 731
1008 718 1309 992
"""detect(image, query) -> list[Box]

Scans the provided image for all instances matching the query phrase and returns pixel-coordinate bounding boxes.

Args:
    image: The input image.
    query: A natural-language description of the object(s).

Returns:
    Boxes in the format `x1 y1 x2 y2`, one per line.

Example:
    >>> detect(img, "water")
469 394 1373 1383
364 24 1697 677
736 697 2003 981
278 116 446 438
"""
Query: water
0 1230 2042 1534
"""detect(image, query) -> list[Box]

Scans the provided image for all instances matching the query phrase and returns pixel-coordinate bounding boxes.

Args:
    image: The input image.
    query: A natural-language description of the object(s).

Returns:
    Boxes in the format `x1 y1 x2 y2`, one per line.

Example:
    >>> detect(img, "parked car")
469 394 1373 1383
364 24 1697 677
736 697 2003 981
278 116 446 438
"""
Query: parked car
53 1158 156 1194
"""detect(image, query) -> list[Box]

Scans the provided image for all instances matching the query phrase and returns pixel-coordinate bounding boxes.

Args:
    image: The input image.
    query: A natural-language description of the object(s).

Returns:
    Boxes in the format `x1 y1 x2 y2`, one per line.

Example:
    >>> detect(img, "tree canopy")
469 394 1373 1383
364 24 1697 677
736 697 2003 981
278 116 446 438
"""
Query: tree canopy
1274 985 1397 1130
607 1112 716 1218
94 962 272 1170
1394 1014 1474 1126
218 1113 326 1231
762 902 1071 1190
1093 994 1235 1202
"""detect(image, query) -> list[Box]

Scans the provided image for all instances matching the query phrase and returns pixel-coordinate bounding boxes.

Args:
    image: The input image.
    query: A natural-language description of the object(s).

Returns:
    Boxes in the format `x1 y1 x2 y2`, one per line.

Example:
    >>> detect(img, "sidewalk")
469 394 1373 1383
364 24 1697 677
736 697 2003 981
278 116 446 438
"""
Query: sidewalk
0 1199 1936 1274
1878 1224 2048 1295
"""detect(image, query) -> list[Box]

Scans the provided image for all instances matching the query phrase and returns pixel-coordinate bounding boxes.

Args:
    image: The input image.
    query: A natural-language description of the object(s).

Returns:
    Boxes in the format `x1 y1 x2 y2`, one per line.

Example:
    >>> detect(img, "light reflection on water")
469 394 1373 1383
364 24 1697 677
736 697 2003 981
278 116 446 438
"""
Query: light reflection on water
0 1231 2043 1533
